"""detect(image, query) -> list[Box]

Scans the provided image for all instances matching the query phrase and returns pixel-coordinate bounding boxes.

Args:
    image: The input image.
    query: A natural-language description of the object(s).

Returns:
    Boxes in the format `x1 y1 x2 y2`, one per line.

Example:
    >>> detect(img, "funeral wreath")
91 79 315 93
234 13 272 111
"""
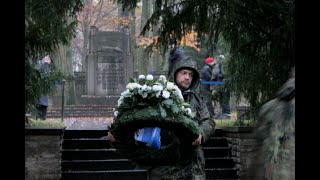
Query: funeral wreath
109 74 201 165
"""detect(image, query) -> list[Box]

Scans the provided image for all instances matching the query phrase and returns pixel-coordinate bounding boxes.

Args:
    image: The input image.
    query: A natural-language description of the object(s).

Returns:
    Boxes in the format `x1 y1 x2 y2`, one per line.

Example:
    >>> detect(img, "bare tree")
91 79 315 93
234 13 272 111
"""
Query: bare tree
73 0 126 72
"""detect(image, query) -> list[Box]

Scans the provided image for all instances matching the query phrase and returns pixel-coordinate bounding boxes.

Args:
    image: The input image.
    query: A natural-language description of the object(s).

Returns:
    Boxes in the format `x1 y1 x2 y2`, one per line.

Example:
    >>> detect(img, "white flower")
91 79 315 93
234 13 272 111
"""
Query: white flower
117 96 124 107
140 84 148 91
115 74 192 118
159 75 167 82
166 82 175 90
146 74 154 80
162 90 170 99
126 82 140 90
114 111 119 117
152 84 163 92
121 89 132 97
174 86 184 100
138 84 150 98
152 85 164 98
138 75 145 79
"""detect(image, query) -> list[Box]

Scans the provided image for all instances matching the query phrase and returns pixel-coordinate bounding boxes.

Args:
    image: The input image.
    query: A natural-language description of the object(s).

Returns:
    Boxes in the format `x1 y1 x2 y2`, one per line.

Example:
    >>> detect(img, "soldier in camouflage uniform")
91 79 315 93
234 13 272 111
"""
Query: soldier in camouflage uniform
254 67 295 180
149 56 216 180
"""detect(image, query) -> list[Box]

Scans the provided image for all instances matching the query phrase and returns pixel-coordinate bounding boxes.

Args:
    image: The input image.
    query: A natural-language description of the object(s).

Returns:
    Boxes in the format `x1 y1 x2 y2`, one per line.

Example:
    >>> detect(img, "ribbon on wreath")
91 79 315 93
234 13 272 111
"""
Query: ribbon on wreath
134 127 161 150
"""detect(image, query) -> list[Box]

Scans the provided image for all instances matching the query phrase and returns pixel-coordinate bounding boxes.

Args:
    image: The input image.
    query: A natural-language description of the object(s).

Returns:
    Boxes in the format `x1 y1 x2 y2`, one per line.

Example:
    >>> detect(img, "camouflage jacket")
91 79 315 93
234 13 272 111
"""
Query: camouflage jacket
254 77 295 180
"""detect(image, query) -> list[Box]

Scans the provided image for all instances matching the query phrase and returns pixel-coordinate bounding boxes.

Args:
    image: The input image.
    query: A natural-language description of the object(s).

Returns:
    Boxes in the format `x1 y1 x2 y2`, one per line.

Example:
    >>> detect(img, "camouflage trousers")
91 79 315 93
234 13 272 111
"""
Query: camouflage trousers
149 147 206 180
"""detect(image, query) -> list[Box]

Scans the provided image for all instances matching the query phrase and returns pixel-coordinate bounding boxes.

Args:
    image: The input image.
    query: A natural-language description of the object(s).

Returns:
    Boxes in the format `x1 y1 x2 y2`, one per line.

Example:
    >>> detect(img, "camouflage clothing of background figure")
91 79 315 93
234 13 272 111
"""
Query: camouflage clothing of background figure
254 67 295 180
149 56 216 180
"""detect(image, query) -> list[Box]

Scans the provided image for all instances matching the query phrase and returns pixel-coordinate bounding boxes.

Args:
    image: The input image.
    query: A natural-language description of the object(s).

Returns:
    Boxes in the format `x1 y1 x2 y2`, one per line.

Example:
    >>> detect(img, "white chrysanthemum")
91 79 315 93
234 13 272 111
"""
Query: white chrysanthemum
152 85 163 98
140 84 148 91
118 75 191 116
155 91 161 98
152 84 164 92
162 90 170 99
138 84 150 98
114 111 119 117
121 89 132 97
146 74 154 80
126 82 140 90
159 75 167 82
174 86 184 100
117 96 124 107
166 82 175 90
138 75 145 79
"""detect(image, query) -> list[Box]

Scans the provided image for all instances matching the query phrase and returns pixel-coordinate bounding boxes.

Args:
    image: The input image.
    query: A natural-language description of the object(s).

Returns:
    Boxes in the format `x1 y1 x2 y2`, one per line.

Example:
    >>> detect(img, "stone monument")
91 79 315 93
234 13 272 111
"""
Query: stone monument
87 26 134 97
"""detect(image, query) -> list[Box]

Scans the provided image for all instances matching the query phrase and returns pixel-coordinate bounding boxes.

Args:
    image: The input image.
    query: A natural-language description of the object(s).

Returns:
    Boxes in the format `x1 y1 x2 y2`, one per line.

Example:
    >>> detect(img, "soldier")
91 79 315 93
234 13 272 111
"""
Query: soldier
108 56 216 180
148 56 216 179
254 67 295 180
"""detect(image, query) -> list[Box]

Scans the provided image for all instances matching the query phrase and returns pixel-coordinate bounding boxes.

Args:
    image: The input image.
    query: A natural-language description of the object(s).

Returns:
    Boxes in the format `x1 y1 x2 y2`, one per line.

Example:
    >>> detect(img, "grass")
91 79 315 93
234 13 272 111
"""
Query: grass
215 119 256 127
215 119 236 127
26 118 66 128
214 112 257 127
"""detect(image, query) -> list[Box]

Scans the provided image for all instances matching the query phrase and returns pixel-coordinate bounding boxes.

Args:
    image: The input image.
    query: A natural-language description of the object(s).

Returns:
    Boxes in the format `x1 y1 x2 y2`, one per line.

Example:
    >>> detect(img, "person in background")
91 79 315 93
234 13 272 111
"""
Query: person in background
254 67 295 180
35 55 54 120
200 57 216 117
211 55 231 119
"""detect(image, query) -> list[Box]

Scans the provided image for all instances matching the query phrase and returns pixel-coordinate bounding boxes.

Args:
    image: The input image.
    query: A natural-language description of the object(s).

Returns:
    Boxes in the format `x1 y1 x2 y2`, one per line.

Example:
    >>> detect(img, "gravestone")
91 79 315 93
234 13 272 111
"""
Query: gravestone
87 26 134 96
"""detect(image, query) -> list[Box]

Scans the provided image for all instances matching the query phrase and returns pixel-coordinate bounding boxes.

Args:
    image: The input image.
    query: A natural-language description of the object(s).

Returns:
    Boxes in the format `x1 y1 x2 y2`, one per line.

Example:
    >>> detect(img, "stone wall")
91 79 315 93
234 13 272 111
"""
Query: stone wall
222 127 258 180
25 128 64 180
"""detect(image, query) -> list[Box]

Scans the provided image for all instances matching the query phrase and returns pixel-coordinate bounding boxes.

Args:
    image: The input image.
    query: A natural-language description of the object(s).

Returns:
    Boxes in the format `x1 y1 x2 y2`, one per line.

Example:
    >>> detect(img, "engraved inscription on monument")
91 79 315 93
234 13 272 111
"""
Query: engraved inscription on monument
96 53 124 95
87 29 133 96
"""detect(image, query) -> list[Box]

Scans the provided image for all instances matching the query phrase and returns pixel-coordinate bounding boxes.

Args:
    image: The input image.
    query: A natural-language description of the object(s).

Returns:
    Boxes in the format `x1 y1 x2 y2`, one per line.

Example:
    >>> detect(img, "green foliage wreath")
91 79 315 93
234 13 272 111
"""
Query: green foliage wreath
109 74 201 166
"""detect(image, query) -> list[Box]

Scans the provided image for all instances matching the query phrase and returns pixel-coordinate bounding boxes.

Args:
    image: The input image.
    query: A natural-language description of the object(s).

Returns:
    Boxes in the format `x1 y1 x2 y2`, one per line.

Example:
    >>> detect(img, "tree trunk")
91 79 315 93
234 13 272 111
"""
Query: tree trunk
137 0 153 75
56 44 77 105
81 21 89 72
129 8 137 77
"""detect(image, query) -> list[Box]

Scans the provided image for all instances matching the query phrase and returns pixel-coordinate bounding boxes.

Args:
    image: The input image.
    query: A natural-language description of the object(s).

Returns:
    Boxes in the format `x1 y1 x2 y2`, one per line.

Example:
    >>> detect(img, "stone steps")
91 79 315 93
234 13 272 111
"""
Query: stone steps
61 129 149 180
47 105 116 118
60 128 239 179
61 170 149 180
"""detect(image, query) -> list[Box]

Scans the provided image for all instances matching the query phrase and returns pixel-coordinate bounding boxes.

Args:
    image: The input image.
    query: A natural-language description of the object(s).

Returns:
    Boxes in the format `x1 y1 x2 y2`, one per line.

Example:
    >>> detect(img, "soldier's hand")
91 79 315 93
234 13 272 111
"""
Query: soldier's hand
192 134 202 146
107 132 115 142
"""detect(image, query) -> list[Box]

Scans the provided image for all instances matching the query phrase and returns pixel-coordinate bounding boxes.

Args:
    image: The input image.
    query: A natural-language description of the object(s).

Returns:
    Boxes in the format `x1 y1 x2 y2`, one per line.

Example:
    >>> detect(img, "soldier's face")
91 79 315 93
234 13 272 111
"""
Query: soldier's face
175 69 193 89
